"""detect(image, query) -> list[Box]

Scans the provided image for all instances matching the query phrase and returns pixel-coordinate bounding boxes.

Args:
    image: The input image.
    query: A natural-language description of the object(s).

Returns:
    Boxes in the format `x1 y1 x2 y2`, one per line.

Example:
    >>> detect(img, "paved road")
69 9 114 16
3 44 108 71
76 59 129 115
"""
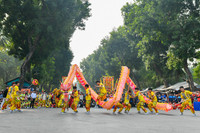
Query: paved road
0 108 200 133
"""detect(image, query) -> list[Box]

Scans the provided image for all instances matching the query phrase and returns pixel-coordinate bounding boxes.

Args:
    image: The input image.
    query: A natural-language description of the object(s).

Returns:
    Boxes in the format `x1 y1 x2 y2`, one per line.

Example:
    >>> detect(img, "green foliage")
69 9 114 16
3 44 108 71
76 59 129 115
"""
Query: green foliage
0 51 22 89
193 62 200 84
122 0 185 87
32 47 73 91
0 0 91 88
81 27 165 89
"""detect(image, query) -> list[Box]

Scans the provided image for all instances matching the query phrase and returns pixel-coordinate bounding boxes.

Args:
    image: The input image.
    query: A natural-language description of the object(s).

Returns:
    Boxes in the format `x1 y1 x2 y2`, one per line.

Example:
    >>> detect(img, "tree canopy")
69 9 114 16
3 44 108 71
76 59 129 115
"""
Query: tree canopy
0 0 91 89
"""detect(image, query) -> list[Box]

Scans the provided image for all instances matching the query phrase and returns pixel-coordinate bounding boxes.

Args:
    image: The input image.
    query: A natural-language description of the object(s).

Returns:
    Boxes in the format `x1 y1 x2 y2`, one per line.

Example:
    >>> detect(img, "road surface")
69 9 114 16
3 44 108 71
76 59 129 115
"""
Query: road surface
0 108 200 133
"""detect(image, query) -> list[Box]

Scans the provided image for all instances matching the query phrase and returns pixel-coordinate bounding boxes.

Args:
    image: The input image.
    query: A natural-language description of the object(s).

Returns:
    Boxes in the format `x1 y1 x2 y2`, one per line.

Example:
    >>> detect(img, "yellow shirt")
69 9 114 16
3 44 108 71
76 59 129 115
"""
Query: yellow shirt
148 91 157 102
124 91 132 104
86 88 91 101
39 94 42 100
48 95 52 100
181 90 192 100
74 90 79 102
7 86 19 98
99 83 107 94
135 91 145 102
12 85 19 97
6 86 14 98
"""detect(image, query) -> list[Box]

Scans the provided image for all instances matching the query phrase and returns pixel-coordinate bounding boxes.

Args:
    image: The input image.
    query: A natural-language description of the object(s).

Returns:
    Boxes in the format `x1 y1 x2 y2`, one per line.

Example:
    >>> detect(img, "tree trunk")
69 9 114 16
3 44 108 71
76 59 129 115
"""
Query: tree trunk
152 63 169 88
183 60 196 91
163 79 169 88
19 50 35 89
26 62 31 82
19 35 40 89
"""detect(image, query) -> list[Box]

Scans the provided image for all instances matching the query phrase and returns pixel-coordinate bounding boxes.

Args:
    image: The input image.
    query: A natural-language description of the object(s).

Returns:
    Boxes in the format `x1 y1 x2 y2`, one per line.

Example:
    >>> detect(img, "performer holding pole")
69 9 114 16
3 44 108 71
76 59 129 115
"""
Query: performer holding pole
179 86 196 116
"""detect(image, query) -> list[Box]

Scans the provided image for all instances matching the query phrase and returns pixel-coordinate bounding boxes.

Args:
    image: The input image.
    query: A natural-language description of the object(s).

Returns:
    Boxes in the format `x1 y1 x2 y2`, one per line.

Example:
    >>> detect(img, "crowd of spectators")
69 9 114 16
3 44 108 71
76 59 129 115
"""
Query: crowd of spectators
1 85 200 109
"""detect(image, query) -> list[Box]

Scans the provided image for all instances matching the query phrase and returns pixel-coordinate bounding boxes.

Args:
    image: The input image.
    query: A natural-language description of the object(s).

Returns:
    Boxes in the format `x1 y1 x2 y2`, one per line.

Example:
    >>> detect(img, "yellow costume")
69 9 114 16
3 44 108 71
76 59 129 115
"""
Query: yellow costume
148 91 158 113
53 89 62 108
180 90 195 114
85 88 91 112
58 92 67 113
124 91 132 112
71 90 79 112
38 94 43 107
113 102 123 113
1 86 14 110
15 92 21 111
10 85 19 111
46 94 52 108
135 91 147 113
97 83 107 104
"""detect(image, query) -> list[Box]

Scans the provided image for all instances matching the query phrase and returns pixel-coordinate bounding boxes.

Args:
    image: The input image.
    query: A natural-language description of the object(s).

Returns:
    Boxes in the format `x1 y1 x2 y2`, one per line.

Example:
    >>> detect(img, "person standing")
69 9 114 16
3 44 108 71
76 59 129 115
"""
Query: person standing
179 86 196 116
134 88 148 114
10 81 20 113
147 88 159 115
71 86 79 113
1 82 16 112
124 89 133 114
30 91 37 109
42 91 47 107
95 81 107 105
85 84 91 113
1 86 8 110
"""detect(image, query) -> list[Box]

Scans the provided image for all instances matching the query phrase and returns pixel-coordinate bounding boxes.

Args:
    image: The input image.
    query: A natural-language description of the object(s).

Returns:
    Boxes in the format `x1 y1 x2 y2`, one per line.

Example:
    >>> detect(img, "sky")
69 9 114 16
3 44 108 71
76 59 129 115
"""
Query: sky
70 0 133 65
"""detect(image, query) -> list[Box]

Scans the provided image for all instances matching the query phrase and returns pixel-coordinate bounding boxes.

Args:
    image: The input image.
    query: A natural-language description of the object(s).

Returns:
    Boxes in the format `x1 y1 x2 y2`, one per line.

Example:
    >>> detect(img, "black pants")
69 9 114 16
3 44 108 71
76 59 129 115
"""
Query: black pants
30 98 35 108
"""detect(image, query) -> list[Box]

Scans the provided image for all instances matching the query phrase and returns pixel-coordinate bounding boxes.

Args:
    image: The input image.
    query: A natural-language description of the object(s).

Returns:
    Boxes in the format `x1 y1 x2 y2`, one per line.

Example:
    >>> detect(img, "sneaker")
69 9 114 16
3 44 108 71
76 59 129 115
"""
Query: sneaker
74 111 78 114
113 112 116 115
18 110 23 112
138 111 141 114
180 112 183 116
60 112 65 114
118 112 122 114
124 111 128 114
192 113 196 117
156 113 159 115
86 111 90 114
145 112 148 115
127 111 130 115
150 111 153 114
10 110 13 113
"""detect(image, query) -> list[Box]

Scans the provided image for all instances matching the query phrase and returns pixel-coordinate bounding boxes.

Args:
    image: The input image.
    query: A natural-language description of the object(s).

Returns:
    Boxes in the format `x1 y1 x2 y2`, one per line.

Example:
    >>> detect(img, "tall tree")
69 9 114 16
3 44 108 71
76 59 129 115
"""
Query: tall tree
122 0 191 88
0 0 90 88
0 51 22 88
80 26 163 89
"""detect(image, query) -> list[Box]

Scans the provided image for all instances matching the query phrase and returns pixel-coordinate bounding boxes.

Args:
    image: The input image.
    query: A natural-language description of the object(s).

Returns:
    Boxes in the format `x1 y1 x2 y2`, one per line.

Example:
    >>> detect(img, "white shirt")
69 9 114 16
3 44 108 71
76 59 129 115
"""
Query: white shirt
42 93 47 100
31 93 37 99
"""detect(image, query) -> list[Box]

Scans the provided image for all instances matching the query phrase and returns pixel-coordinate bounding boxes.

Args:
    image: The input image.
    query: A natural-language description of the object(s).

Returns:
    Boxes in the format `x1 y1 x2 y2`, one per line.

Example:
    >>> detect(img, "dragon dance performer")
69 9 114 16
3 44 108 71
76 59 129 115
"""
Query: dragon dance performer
41 91 47 107
123 89 134 114
113 100 124 115
85 84 91 114
71 86 79 113
1 82 16 111
134 88 148 114
58 90 68 114
95 81 107 105
179 86 196 116
53 88 62 108
46 93 53 108
15 91 22 112
10 81 21 113
38 93 43 108
147 88 159 115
